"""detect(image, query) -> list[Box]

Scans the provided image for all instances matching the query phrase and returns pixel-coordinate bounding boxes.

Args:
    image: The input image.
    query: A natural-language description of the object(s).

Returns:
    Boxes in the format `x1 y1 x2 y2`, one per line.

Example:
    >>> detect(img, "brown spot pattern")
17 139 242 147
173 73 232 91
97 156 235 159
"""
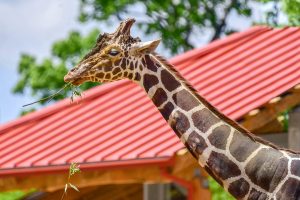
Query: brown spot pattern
172 89 199 111
96 72 104 79
229 131 260 162
204 166 223 187
276 178 300 200
186 131 207 156
144 55 157 72
105 74 111 79
112 67 121 75
134 61 138 69
207 151 241 180
104 66 113 72
245 148 288 192
114 59 121 66
159 102 174 121
291 160 300 176
208 125 230 150
120 58 126 69
143 74 159 92
129 61 134 70
152 88 167 107
170 111 190 137
248 188 268 200
228 178 249 199
192 108 220 133
161 69 181 91
134 72 141 81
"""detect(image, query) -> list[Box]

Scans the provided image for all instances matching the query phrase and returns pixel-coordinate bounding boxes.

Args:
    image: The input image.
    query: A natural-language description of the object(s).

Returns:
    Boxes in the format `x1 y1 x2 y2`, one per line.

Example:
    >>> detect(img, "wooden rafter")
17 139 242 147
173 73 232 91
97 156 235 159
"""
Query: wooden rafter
241 86 300 133
0 166 165 192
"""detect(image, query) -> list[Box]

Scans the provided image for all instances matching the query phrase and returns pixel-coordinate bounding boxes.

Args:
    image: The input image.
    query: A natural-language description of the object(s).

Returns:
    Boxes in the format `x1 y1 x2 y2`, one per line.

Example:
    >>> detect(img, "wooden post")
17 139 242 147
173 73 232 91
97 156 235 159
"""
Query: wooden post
288 106 300 151
143 183 170 200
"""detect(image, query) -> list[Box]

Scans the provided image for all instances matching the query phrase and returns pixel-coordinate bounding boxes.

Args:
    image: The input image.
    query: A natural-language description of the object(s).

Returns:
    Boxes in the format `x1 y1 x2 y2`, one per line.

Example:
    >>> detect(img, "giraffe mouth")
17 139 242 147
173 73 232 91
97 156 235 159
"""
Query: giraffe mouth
71 79 84 86
64 73 85 86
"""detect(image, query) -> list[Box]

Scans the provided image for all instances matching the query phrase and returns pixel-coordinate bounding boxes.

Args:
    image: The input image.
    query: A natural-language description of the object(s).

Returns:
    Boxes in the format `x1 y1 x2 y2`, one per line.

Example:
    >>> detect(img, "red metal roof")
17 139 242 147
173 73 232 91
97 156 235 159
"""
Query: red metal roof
1 26 300 175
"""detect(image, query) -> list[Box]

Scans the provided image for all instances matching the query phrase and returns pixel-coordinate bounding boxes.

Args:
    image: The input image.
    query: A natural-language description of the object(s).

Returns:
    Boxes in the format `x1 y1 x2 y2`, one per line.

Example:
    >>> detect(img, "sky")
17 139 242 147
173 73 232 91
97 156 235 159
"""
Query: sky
0 0 96 123
0 0 284 124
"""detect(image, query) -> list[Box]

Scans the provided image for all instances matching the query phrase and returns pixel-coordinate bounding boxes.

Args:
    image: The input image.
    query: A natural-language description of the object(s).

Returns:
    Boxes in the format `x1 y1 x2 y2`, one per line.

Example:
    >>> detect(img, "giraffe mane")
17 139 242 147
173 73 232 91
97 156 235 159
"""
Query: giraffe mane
151 52 298 155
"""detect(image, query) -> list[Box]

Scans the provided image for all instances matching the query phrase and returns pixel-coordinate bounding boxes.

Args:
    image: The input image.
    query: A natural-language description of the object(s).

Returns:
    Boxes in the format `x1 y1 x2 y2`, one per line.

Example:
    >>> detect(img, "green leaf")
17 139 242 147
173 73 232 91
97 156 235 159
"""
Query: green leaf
69 162 81 176
64 184 68 193
69 183 80 192
208 176 234 200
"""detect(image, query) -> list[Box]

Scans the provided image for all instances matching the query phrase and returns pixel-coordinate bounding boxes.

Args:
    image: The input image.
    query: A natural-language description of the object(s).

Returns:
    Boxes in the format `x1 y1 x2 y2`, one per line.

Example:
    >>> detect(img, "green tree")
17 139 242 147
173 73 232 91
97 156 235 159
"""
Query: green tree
14 0 300 111
282 0 300 25
259 0 300 26
208 177 235 200
0 189 35 200
14 29 100 110
79 0 253 54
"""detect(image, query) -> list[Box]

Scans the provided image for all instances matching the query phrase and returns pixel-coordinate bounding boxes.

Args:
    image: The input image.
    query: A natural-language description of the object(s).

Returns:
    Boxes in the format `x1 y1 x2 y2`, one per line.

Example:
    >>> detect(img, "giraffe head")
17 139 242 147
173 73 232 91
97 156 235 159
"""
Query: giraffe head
64 18 160 85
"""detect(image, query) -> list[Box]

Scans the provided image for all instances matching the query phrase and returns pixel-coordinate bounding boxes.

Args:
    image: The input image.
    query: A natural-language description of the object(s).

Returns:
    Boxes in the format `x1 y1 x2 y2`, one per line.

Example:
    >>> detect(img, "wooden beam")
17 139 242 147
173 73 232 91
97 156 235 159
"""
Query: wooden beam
171 150 199 180
24 183 143 200
171 152 211 200
252 118 284 134
191 178 211 200
241 88 300 132
288 106 300 151
171 150 210 180
0 166 166 192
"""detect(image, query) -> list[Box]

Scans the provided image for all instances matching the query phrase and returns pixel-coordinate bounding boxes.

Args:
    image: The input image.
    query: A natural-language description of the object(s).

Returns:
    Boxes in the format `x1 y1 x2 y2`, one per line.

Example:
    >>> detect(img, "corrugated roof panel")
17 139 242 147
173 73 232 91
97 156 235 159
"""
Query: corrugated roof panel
0 26 300 174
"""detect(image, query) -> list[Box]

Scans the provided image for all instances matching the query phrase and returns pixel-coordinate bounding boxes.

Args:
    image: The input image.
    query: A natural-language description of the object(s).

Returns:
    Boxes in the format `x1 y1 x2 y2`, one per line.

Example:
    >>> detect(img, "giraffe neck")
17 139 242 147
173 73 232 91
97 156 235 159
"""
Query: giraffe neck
133 53 300 199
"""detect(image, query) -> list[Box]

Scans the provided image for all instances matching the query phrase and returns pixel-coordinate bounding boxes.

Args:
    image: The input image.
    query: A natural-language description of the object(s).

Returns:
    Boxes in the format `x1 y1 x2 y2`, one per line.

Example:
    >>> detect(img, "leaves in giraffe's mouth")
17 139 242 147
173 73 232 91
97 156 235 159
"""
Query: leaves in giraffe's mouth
22 82 82 107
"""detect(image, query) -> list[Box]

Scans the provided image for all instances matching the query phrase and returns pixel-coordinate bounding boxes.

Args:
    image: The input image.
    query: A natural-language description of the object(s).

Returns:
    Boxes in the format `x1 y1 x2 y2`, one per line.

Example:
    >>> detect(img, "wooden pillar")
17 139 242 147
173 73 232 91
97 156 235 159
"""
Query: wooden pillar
143 183 170 200
288 106 300 151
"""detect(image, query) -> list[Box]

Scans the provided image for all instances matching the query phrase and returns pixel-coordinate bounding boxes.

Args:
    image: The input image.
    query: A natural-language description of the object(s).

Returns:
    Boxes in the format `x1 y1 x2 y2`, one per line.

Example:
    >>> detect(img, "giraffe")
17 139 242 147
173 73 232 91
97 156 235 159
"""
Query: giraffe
64 18 300 199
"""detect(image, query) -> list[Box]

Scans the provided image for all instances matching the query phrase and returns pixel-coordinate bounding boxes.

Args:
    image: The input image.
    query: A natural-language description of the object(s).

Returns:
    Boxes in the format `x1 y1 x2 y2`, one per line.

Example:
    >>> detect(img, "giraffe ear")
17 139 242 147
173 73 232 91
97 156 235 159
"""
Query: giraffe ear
135 39 161 53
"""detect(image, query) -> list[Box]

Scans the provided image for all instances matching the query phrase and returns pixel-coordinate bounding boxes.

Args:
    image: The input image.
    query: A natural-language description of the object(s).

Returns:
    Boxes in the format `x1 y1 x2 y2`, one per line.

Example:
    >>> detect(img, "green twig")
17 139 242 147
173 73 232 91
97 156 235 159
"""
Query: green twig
22 83 72 107
60 163 81 200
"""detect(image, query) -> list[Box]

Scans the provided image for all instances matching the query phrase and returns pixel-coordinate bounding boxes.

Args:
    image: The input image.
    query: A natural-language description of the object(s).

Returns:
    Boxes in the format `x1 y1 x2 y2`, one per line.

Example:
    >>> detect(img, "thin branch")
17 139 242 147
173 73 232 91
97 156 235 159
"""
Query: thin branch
210 0 237 41
22 83 71 107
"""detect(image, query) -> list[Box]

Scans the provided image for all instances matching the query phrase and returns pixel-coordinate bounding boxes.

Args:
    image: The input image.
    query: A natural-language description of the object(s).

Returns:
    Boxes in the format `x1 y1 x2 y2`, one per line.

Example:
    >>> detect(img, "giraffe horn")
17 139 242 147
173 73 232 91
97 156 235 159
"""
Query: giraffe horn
114 18 135 37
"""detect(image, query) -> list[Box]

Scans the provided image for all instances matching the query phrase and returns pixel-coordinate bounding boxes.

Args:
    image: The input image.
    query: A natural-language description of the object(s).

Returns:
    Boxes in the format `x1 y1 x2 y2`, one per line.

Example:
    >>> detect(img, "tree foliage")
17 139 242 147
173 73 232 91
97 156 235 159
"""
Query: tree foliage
79 0 252 54
14 29 100 109
259 0 300 26
208 177 235 200
282 0 300 25
0 189 35 200
14 0 300 111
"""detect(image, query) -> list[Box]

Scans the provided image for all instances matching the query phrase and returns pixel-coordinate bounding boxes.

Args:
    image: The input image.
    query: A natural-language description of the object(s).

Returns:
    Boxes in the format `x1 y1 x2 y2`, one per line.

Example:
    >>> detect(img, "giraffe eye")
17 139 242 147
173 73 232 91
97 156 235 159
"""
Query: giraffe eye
109 49 119 56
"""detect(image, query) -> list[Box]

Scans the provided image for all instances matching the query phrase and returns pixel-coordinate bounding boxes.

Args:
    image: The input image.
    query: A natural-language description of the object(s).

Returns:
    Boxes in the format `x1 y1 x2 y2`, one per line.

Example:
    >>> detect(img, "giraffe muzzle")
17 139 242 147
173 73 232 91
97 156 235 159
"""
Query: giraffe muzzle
64 73 82 86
